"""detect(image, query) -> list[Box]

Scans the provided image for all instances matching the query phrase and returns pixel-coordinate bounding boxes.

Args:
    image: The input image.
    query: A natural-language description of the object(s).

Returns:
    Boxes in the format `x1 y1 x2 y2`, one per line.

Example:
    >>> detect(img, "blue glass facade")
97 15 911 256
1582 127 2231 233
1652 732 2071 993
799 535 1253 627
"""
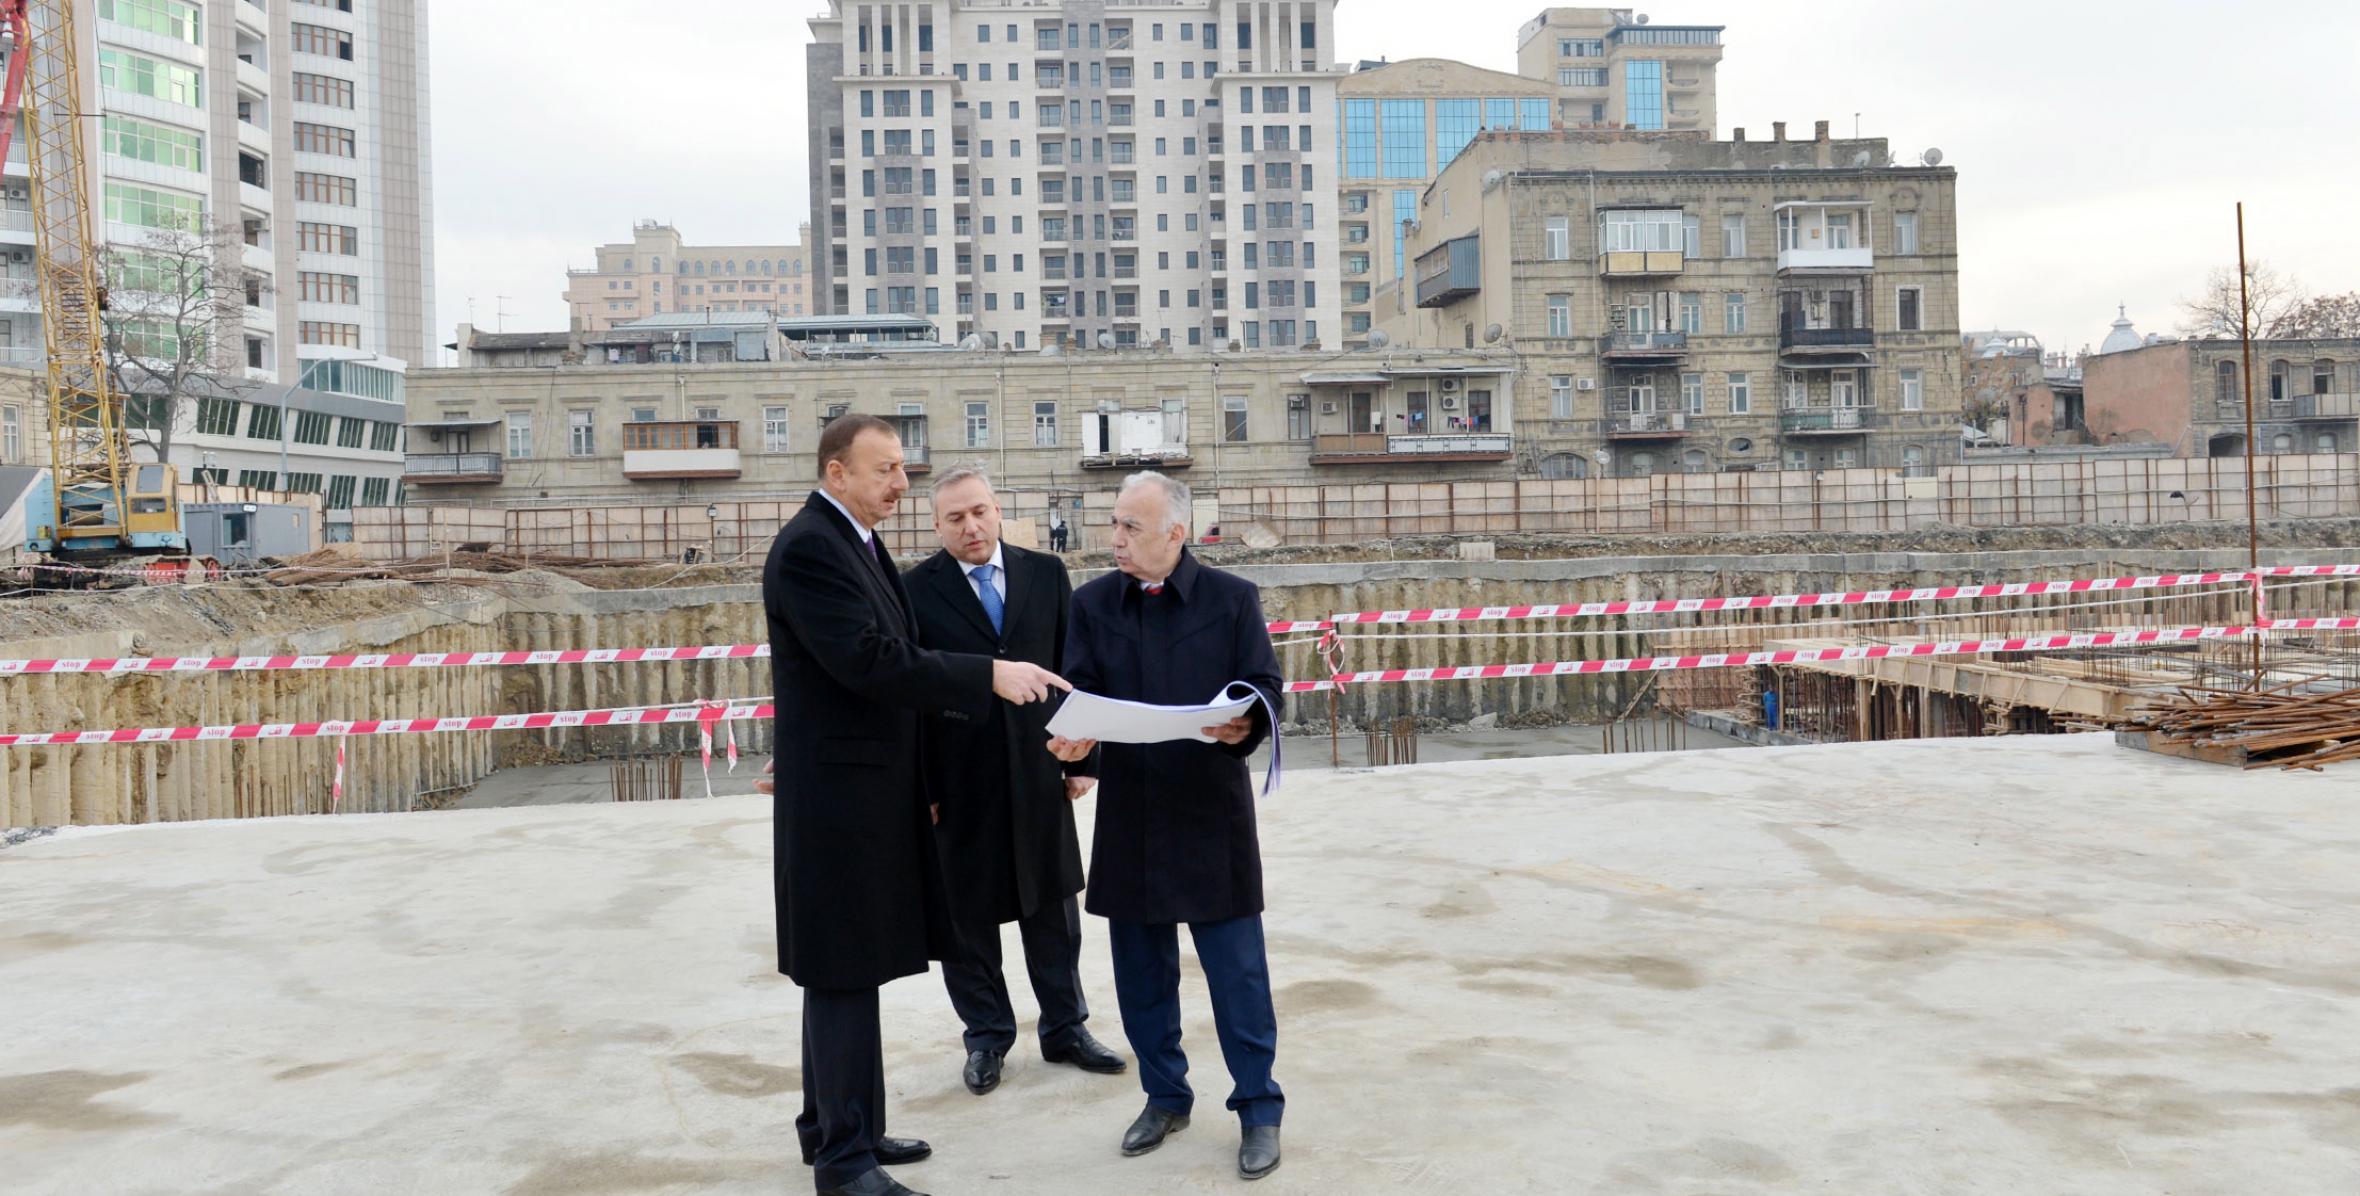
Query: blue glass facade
1624 60 1663 130
1485 98 1516 130
1342 98 1377 177
1392 189 1417 278
1434 99 1480 168
1520 98 1551 130
1380 99 1426 179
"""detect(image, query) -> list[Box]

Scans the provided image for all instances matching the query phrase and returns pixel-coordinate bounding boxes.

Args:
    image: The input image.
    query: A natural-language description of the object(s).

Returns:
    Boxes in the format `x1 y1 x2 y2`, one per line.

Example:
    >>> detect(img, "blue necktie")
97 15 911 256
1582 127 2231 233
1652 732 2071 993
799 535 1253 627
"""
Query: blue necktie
972 564 1004 635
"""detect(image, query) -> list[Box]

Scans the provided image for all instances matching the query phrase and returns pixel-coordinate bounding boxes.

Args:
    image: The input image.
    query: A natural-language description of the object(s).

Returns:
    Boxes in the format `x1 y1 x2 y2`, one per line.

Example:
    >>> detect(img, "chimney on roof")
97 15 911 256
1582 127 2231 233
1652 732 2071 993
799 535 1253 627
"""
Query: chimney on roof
1814 120 1830 142
1771 121 1786 142
1731 127 1744 142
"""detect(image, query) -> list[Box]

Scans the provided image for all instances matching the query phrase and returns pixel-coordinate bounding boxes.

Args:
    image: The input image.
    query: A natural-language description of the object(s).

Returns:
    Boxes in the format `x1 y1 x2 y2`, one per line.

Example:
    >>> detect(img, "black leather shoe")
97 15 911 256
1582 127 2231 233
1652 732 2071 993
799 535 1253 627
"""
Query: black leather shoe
963 1049 1004 1095
1042 1027 1127 1074
801 1137 931 1168
1120 1103 1189 1157
1239 1125 1281 1181
815 1168 927 1196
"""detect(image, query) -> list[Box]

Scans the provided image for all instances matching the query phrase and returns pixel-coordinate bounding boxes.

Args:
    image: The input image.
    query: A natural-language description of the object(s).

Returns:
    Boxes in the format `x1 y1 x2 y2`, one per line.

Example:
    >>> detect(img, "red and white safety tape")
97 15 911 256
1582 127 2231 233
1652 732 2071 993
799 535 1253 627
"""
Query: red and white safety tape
1277 619 2360 693
0 644 771 677
0 700 773 748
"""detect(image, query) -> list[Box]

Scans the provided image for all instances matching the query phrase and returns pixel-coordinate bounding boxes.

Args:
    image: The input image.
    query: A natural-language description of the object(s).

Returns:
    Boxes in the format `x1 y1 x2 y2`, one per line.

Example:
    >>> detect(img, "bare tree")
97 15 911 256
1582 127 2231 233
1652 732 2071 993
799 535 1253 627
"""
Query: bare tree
2275 291 2360 340
100 221 253 466
2177 262 2306 340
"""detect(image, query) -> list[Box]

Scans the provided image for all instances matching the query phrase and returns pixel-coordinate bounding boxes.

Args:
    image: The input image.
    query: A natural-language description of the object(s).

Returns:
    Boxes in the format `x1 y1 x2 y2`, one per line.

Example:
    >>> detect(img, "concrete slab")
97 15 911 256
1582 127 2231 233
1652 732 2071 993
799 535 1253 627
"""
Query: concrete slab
5 737 2360 1194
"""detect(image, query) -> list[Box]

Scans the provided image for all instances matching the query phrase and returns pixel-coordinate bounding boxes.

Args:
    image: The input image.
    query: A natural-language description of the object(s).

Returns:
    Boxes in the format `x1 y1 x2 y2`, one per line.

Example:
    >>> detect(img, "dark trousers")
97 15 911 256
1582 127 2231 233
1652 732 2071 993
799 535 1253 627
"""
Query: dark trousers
941 895 1090 1056
796 986 885 1189
1108 913 1283 1127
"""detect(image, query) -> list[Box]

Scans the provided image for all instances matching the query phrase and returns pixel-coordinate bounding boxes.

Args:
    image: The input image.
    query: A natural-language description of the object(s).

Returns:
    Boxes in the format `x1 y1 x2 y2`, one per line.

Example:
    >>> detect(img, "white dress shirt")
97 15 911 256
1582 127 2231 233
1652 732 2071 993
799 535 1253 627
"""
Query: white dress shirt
813 489 872 545
958 543 1007 603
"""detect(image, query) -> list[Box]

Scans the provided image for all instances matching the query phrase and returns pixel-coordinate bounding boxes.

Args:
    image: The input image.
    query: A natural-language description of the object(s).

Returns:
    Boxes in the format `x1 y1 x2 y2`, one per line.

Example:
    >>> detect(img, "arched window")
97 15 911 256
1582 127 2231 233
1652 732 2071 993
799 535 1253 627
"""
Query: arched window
779 259 793 274
651 257 662 272
1629 450 1657 476
2315 359 2336 396
1903 444 1927 476
2269 360 2289 403
1539 452 1588 480
727 260 738 274
2271 432 2295 454
2317 432 2339 453
695 261 705 275
1680 448 1709 474
2216 360 2238 406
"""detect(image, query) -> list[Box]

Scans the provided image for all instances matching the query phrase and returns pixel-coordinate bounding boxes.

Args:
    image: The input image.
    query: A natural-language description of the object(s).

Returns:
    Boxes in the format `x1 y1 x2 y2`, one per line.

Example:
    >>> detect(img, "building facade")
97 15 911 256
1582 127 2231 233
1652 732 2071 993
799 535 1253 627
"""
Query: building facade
803 0 1344 352
1513 7 1721 134
400 346 1525 504
1334 57 1557 348
561 221 812 332
1376 125 1963 478
2078 337 2360 458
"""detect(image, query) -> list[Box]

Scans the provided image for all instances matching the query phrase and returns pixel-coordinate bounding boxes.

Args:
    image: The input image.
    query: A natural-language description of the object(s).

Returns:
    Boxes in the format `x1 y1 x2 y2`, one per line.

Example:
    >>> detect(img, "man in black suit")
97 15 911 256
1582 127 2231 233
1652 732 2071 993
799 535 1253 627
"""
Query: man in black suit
904 467 1126 1096
1049 471 1290 1182
759 414 1068 1196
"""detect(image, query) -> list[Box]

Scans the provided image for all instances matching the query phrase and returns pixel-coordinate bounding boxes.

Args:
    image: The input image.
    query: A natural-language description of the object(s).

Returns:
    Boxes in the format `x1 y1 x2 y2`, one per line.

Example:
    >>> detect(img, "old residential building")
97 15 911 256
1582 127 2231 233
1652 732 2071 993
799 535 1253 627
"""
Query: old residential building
399 347 1522 504
1513 7 1721 133
803 0 1344 352
1374 123 1962 478
562 221 812 332
2080 336 2360 458
1335 57 1557 348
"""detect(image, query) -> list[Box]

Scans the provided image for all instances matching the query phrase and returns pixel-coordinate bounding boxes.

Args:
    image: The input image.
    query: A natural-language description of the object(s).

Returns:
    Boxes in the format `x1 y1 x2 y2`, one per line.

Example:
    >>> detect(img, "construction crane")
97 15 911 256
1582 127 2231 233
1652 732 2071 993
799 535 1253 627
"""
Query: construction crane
0 0 190 576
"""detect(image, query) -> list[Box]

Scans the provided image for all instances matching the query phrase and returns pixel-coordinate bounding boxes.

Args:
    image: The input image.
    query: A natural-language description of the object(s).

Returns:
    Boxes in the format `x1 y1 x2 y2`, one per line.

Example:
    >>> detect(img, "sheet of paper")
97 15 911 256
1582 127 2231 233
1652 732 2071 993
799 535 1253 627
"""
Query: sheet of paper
1046 684 1258 745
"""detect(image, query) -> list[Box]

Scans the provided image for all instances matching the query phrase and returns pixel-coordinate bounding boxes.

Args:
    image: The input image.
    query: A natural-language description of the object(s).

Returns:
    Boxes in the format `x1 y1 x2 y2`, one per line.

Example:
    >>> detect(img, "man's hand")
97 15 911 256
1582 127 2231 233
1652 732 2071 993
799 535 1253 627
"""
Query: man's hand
755 758 775 795
1201 715 1254 745
1064 777 1097 801
1047 735 1097 763
993 660 1072 705
930 802 940 825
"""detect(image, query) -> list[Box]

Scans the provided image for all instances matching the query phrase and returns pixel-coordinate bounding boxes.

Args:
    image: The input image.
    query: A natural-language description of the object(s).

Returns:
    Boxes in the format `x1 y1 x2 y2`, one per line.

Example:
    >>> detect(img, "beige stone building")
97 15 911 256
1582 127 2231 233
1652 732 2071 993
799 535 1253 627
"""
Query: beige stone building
1514 7 1721 134
1372 124 1962 478
399 346 1524 506
1335 58 1558 349
563 222 812 332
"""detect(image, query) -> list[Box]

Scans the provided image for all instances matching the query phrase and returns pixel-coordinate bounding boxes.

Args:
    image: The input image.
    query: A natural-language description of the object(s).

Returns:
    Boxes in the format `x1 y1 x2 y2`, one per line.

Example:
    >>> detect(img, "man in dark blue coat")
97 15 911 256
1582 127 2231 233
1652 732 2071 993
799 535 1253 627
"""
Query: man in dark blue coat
1050 470 1289 1182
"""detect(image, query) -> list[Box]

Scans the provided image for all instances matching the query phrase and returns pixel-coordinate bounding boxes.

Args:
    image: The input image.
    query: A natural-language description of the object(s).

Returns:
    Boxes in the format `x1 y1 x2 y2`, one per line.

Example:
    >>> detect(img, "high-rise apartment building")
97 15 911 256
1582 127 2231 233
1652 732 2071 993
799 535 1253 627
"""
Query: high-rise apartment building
1514 7 1720 133
804 0 1343 352
1335 57 1557 348
3 0 434 510
563 221 813 332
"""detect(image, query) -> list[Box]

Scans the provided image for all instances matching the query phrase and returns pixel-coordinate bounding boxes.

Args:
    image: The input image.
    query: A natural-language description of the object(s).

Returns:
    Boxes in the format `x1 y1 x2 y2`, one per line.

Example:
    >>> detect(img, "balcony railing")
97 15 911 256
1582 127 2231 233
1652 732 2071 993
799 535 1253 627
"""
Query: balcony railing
1601 330 1688 357
1607 411 1690 437
403 453 503 483
1779 407 1874 434
622 421 743 479
1310 433 1513 463
1778 323 1875 351
2294 393 2360 420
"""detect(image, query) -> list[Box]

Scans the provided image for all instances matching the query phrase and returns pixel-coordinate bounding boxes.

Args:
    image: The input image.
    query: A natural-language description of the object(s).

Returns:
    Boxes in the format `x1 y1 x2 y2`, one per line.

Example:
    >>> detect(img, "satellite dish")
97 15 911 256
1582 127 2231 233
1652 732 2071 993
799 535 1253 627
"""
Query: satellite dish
957 333 983 350
1636 13 1650 23
1096 332 1116 350
1922 147 1944 166
1482 168 1504 189
1591 447 1612 465
1365 329 1391 349
1484 323 1504 344
1043 342 1064 357
1850 150 1870 168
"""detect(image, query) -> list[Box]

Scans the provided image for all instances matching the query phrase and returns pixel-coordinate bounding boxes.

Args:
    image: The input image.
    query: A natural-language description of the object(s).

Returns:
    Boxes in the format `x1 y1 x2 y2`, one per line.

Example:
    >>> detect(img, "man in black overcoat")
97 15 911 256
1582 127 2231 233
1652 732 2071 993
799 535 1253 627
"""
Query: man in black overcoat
1048 470 1290 1182
905 466 1127 1095
759 415 1068 1196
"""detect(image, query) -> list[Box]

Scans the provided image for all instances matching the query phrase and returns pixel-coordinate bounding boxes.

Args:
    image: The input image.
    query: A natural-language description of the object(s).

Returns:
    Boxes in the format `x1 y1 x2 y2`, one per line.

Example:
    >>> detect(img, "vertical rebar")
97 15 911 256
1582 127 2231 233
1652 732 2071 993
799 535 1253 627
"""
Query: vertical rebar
2236 202 2262 688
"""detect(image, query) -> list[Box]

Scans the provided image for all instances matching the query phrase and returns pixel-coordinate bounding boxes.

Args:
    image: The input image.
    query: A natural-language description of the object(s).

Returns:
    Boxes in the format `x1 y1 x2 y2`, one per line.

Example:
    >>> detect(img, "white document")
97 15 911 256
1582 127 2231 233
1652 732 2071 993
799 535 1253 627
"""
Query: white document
1046 683 1261 745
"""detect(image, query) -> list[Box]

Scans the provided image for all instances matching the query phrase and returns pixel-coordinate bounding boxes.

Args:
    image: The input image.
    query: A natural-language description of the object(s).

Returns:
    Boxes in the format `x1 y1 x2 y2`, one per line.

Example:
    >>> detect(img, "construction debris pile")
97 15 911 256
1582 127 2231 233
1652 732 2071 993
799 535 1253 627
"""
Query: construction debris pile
2123 682 2360 771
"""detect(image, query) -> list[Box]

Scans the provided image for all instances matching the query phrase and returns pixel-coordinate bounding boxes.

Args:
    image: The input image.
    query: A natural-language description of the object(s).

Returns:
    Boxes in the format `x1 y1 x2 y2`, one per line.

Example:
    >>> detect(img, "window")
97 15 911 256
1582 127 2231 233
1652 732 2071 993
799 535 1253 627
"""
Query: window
506 414 532 459
965 401 991 448
99 0 202 44
2315 360 2337 396
1784 372 1808 409
324 475 357 511
299 321 361 348
1679 294 1703 334
1599 208 1683 252
291 72 356 109
1727 372 1751 414
246 404 282 440
1826 212 1855 250
1722 213 1746 257
104 181 203 231
298 222 359 254
568 411 595 456
1223 395 1249 442
1551 375 1575 418
1380 99 1425 179
1434 98 1479 167
1558 67 1607 87
1624 60 1664 130
1546 295 1572 338
1897 287 1922 332
1682 373 1704 415
294 172 358 205
195 397 241 436
1543 216 1570 261
101 115 203 172
2272 432 2295 454
335 416 366 449
2215 360 2239 406
97 49 202 107
370 421 399 452
299 271 360 304
1894 211 1919 256
1831 370 1861 408
1033 401 1058 447
1901 369 1925 411
284 472 323 495
1725 292 1747 334
1684 214 1702 259
293 122 357 157
293 410 332 445
360 477 389 506
236 470 276 490
290 22 354 60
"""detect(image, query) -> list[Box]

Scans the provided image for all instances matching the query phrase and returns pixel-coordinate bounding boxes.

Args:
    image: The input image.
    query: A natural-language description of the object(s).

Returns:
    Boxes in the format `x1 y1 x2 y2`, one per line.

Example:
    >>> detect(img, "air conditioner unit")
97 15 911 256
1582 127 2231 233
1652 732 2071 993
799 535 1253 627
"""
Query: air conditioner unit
1440 377 1460 392
1575 378 1597 391
1441 396 1459 410
1319 401 1336 414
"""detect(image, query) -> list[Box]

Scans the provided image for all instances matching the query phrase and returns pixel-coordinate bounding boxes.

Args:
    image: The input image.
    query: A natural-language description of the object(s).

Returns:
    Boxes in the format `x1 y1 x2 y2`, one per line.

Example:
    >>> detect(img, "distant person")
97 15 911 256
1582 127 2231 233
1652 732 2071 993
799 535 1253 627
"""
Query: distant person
1049 510 1068 553
906 467 1126 1098
760 414 1068 1196
1050 470 1289 1182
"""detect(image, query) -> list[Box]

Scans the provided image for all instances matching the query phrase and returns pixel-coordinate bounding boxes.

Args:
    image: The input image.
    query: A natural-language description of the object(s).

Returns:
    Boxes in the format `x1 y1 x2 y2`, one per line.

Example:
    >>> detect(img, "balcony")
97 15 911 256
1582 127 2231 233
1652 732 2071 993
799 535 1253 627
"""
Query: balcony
1779 407 1874 435
899 443 933 475
1310 433 1514 465
2293 393 2360 420
1413 235 1480 309
1599 251 1683 277
1600 330 1688 361
1775 202 1875 274
1607 411 1691 439
1778 323 1875 353
621 421 743 480
403 453 504 485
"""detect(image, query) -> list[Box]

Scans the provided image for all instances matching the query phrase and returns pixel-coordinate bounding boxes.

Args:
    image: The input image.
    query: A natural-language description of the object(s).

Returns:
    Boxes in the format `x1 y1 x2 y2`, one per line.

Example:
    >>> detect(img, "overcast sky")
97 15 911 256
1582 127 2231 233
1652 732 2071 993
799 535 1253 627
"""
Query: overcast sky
429 0 2360 363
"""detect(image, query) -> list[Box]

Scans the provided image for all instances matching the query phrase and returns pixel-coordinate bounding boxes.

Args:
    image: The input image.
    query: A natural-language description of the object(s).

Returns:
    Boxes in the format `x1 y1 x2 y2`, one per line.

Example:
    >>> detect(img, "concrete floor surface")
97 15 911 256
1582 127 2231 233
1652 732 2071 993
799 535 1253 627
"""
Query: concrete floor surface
5 736 2359 1194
